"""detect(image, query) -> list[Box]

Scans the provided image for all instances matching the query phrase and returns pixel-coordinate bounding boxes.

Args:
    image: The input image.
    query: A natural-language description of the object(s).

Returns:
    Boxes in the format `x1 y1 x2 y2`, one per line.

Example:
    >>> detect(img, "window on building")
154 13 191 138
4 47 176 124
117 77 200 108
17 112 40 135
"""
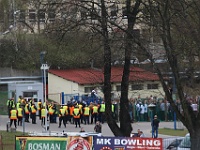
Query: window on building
38 9 45 22
48 9 56 21
84 87 94 93
132 84 144 90
29 9 36 22
19 10 26 22
23 91 37 97
116 85 121 91
147 84 159 89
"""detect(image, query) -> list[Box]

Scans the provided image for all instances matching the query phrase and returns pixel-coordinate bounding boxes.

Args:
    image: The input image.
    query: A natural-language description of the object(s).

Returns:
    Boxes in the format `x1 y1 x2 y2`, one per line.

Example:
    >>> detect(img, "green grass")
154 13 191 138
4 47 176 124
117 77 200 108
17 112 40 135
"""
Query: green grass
0 130 28 150
0 91 9 115
159 128 188 137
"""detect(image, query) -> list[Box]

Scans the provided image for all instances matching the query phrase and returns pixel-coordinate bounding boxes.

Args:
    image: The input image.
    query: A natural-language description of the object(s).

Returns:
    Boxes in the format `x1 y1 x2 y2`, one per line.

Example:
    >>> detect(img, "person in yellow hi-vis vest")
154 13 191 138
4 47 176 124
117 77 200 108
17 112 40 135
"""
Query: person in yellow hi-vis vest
98 101 105 124
78 103 83 123
73 105 81 128
24 103 30 123
37 99 42 120
48 104 55 123
17 105 23 126
41 106 48 125
63 103 69 124
58 106 66 128
83 105 90 125
30 103 37 124
91 104 98 124
10 107 18 128
69 105 74 124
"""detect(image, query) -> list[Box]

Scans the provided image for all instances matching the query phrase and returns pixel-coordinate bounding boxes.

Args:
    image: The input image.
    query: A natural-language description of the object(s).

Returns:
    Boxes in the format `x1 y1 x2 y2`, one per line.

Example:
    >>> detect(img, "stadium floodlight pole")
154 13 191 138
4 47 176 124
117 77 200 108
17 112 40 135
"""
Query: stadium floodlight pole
41 64 49 132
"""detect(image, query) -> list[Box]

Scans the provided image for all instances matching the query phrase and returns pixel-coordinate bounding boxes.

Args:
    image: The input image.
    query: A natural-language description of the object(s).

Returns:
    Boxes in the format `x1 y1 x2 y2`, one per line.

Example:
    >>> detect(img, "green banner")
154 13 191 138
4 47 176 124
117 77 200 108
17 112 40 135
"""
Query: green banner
16 137 67 150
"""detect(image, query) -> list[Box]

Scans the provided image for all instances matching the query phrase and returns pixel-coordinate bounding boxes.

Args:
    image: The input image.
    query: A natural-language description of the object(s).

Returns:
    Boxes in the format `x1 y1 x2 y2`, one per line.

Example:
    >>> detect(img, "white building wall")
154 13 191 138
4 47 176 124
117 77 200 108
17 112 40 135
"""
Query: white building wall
48 73 79 103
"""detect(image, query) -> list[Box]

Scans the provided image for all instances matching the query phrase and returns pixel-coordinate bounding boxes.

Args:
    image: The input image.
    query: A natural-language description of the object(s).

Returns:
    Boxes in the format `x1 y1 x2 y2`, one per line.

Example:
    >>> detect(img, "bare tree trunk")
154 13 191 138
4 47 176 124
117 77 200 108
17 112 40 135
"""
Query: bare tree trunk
101 0 122 136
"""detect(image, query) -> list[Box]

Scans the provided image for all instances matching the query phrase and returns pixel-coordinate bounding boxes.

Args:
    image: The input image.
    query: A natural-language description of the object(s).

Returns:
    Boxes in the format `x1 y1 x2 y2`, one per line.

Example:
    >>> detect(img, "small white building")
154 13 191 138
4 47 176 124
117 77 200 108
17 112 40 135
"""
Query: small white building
48 66 165 104
8 82 43 104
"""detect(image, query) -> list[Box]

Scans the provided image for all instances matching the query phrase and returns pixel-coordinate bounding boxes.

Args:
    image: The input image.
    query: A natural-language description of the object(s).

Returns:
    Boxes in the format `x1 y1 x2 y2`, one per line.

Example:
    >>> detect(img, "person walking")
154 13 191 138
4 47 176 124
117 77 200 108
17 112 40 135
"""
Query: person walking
94 121 102 133
152 115 160 138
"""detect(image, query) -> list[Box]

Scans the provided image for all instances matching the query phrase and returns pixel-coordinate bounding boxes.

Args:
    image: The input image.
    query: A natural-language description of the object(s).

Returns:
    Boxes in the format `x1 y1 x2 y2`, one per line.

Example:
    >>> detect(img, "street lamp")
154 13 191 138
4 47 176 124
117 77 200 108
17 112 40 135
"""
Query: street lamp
41 64 49 132
148 103 156 138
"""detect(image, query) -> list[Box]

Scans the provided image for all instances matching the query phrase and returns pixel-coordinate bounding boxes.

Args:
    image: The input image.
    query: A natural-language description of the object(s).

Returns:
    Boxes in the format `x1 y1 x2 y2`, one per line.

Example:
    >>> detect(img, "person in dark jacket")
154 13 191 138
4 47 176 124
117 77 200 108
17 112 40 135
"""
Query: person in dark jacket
152 115 160 138
94 121 102 133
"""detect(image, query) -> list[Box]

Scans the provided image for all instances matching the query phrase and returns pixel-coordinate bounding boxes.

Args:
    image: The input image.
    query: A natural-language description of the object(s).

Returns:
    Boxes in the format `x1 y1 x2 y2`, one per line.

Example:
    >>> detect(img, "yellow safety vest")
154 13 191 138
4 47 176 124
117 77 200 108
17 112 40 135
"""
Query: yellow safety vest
38 102 42 110
63 105 68 114
93 106 98 114
49 107 54 115
31 106 37 113
100 104 105 112
10 110 17 119
60 108 66 116
16 102 21 110
84 107 90 116
112 104 114 112
41 109 46 118
17 108 23 117
25 104 29 114
73 108 80 118
78 104 83 114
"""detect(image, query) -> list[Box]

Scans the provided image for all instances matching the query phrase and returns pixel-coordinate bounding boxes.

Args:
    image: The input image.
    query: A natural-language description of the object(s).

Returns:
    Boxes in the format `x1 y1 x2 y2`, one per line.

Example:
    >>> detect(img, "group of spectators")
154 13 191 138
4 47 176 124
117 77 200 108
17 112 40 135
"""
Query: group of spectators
129 95 200 123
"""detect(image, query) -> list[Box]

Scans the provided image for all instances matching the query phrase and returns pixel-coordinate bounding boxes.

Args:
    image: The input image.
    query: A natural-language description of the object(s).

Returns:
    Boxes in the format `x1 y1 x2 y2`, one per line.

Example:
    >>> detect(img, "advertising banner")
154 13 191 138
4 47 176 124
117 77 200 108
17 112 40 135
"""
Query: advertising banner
93 136 163 150
15 136 93 150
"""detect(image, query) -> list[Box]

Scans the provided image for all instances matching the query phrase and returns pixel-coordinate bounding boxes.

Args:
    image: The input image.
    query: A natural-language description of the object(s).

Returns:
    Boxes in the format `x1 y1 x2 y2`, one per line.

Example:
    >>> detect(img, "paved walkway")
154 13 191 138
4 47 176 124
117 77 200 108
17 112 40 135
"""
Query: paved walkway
0 115 185 139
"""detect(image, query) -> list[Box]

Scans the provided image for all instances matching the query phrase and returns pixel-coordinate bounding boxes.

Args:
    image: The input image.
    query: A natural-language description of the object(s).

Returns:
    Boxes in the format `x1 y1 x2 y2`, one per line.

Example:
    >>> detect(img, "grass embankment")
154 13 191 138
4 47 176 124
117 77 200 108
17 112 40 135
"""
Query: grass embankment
0 92 9 115
0 131 28 150
159 128 188 137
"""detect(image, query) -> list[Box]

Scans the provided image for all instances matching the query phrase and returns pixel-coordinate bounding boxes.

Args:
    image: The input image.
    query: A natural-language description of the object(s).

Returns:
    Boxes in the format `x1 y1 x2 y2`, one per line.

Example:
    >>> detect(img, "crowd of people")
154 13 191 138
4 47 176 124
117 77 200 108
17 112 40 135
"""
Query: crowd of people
6 95 109 133
129 94 200 123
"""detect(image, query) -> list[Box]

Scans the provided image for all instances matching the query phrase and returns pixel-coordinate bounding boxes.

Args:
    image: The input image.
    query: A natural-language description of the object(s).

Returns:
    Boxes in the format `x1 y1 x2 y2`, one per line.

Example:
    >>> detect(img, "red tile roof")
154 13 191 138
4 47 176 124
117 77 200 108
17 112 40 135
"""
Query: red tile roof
48 66 160 85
